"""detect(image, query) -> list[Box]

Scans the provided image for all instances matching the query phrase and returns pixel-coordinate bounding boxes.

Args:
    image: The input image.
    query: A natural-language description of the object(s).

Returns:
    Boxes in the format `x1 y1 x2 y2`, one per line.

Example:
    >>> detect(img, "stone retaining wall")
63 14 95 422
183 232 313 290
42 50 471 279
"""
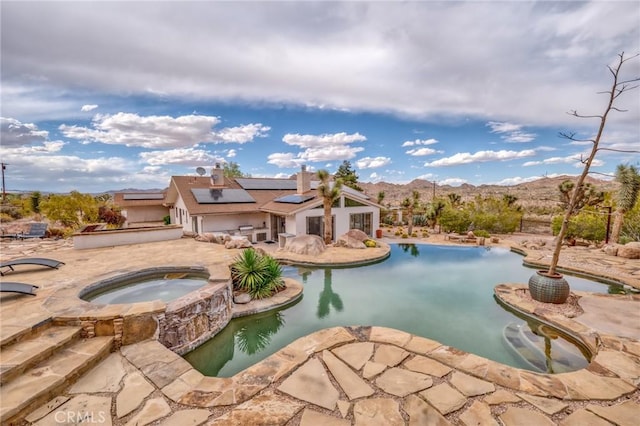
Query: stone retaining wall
160 281 232 355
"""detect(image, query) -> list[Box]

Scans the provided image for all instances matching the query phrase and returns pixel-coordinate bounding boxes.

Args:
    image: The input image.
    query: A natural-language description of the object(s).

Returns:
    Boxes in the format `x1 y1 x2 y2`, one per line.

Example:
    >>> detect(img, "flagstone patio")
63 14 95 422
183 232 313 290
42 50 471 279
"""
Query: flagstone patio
0 234 638 425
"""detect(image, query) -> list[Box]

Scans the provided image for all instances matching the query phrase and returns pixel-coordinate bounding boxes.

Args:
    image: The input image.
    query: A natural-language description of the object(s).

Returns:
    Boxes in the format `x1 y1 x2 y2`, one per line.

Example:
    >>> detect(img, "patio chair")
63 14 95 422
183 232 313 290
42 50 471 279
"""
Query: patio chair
0 282 39 296
0 257 65 276
19 223 48 239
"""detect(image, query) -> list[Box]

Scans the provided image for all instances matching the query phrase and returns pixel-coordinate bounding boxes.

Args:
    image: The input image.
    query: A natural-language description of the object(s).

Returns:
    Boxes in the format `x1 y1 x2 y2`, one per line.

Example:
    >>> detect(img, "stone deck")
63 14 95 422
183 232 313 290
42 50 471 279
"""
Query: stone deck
0 234 638 425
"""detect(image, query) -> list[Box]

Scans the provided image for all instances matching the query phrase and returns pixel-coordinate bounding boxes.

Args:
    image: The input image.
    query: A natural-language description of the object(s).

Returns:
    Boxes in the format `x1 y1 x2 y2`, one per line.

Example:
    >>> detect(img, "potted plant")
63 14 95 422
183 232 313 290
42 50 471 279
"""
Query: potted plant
528 52 638 304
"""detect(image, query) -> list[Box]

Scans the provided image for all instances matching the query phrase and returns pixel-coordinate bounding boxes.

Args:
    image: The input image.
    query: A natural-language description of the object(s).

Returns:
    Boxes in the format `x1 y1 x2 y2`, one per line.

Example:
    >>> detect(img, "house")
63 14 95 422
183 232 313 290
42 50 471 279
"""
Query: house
163 165 381 242
113 191 168 227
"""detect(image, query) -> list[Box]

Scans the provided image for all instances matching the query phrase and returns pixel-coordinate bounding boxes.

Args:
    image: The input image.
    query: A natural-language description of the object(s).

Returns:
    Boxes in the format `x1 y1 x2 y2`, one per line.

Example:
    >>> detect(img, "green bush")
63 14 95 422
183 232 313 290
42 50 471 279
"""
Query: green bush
163 215 171 225
440 208 472 234
551 209 607 243
474 229 491 238
230 249 285 299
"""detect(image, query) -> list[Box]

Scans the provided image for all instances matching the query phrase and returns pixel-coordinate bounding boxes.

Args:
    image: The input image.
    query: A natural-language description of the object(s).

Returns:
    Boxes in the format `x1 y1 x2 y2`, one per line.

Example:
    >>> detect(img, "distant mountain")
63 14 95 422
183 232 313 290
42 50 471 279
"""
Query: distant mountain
360 175 618 212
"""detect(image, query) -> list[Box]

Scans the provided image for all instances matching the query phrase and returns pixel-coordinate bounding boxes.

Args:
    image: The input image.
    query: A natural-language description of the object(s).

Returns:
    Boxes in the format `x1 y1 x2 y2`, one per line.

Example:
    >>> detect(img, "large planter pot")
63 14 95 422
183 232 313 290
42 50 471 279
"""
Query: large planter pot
528 271 570 304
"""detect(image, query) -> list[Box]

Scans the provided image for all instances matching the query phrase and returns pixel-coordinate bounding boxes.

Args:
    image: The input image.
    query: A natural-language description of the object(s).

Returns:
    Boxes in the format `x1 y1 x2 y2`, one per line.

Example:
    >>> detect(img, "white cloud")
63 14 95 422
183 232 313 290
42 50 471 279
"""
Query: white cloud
406 147 438 156
267 152 304 168
227 149 237 158
355 156 391 169
415 173 437 180
439 178 467 186
212 123 270 143
59 112 268 148
271 132 367 168
522 154 604 168
487 121 536 143
0 117 49 147
401 138 438 147
493 176 542 186
283 132 366 148
139 148 219 166
81 104 98 112
425 149 536 167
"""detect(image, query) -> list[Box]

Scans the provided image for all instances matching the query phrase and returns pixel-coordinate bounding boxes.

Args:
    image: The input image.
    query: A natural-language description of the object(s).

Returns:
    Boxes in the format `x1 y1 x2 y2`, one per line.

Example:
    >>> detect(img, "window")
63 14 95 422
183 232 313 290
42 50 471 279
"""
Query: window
350 213 372 236
313 198 341 209
307 215 335 239
345 197 367 207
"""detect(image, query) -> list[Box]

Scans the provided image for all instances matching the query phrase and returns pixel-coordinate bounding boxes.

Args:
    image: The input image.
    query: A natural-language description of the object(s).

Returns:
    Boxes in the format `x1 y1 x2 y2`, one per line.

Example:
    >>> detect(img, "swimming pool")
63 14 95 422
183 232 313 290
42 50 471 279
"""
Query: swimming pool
185 244 626 377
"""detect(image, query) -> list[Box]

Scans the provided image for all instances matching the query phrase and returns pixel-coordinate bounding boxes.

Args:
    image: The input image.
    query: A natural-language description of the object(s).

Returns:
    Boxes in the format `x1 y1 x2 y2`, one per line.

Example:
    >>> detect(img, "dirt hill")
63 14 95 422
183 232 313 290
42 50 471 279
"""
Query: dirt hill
360 175 619 213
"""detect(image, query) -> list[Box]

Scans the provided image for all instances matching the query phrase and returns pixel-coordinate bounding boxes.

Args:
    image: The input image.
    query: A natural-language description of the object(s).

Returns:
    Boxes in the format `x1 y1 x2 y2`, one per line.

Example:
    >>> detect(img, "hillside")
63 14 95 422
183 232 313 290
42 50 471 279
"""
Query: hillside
360 175 619 213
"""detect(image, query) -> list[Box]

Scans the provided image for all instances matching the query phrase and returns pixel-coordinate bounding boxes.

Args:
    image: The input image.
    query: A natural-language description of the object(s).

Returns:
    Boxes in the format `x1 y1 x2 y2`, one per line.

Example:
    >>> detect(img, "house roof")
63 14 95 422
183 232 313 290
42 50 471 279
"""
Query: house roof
163 175 380 217
113 191 167 207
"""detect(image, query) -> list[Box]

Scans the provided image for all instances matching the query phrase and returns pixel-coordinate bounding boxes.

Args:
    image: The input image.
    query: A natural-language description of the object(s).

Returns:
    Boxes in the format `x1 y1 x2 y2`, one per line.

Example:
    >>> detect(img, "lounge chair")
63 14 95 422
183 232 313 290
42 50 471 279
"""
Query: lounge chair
0 257 65 276
0 282 39 296
19 223 48 239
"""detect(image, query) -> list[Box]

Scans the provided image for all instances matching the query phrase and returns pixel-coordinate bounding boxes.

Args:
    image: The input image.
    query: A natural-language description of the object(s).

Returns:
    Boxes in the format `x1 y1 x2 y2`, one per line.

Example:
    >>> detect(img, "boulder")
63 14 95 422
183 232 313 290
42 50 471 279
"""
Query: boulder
603 244 619 256
233 292 252 304
225 238 252 249
283 234 326 256
195 232 216 243
345 229 369 242
618 242 640 259
335 234 366 249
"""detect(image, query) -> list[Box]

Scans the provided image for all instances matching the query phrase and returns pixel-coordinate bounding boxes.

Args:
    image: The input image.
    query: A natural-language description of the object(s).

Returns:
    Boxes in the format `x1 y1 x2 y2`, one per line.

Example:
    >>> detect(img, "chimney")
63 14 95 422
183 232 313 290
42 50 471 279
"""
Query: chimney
296 165 312 194
210 163 225 187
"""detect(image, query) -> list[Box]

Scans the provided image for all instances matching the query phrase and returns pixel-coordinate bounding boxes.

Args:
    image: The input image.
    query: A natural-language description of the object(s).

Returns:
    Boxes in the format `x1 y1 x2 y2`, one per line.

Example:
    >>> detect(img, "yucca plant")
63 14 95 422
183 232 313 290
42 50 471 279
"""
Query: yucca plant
230 249 285 299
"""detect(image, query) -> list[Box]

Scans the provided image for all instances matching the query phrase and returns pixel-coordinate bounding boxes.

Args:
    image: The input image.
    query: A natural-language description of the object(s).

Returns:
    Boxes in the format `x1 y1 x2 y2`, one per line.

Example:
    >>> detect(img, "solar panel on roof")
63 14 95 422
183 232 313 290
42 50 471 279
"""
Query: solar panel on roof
191 188 255 204
122 193 165 200
274 194 316 204
236 178 297 190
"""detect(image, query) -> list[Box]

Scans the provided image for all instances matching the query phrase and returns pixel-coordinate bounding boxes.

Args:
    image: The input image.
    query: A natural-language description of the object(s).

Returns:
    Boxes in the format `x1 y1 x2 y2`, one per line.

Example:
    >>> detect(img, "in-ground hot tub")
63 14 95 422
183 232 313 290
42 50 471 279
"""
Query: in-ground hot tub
79 267 211 304
76 266 233 353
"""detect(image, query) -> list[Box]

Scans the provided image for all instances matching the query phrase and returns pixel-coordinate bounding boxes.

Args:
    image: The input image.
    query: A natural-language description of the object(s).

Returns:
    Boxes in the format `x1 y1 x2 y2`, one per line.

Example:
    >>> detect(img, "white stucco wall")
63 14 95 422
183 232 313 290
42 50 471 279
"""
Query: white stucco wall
294 199 379 239
201 212 269 233
124 206 169 224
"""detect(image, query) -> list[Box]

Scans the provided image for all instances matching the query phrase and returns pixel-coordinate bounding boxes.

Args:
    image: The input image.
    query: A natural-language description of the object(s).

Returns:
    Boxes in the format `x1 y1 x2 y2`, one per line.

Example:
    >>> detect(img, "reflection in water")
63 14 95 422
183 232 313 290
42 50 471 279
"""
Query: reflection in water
399 243 420 257
236 311 285 355
317 269 343 318
183 309 287 376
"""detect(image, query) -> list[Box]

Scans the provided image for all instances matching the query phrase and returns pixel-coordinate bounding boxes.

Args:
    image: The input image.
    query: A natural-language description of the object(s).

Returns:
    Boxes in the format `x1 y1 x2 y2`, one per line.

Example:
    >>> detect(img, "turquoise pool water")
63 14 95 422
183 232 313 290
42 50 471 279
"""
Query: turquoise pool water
185 244 626 377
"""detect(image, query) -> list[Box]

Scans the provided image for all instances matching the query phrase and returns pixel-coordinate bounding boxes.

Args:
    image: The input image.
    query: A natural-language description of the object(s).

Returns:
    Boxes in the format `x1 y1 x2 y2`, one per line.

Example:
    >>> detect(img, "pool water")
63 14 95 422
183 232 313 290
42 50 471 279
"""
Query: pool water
185 244 625 377
85 275 208 304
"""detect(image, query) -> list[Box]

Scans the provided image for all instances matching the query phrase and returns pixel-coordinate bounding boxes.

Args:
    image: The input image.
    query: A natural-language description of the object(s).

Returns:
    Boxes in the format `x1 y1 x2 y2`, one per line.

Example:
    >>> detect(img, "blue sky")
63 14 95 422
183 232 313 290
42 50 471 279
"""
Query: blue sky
1 1 639 193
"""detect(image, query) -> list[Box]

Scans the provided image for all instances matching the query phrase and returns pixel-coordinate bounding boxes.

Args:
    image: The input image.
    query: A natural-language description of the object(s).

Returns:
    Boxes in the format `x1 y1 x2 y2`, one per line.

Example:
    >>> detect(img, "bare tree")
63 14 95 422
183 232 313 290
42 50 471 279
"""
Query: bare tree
547 52 639 277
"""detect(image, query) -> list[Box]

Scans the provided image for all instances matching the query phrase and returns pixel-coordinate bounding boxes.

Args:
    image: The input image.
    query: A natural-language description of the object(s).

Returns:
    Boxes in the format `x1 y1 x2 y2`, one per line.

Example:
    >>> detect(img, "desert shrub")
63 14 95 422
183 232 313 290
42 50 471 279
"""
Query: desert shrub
551 209 607 243
0 204 22 220
230 249 285 299
98 206 125 227
620 202 640 243
439 208 472 234
163 215 171 225
421 230 429 237
401 233 408 239
474 229 490 238
0 212 14 223
364 239 377 248
413 214 428 227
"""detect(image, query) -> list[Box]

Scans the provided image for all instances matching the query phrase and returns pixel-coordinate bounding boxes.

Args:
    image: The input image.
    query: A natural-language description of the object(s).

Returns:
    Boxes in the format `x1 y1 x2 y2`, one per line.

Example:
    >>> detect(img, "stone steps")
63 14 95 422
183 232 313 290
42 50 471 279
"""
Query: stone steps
0 325 83 385
0 335 114 424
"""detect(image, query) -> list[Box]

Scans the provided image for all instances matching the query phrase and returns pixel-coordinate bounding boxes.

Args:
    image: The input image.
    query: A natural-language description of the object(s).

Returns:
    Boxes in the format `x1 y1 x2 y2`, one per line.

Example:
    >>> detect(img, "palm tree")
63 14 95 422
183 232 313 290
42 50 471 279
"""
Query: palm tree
317 170 342 244
611 164 640 243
